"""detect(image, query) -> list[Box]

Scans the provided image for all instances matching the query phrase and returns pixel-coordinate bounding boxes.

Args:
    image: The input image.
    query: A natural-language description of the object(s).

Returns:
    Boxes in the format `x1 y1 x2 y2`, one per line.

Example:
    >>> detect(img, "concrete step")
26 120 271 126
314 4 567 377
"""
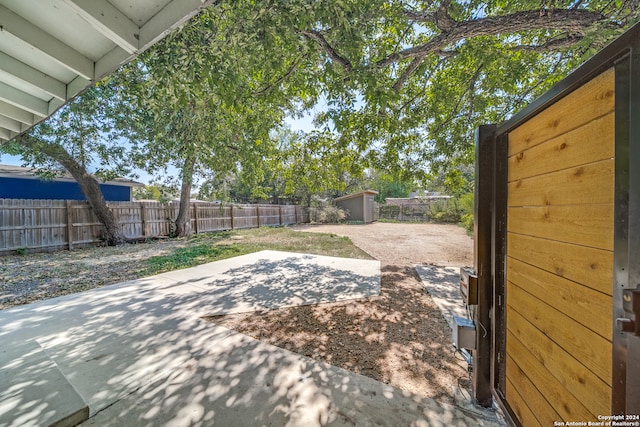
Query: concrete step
0 340 88 427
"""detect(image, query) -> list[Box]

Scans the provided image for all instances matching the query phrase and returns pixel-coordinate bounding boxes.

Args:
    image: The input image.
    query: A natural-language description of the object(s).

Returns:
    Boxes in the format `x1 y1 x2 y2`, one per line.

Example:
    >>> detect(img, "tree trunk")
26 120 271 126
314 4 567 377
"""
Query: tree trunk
69 169 126 246
17 136 126 246
175 155 195 237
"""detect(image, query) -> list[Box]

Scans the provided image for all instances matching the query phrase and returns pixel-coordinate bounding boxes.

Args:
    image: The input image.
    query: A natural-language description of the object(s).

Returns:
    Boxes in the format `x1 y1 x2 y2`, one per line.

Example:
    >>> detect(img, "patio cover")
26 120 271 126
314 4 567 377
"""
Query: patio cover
0 0 214 143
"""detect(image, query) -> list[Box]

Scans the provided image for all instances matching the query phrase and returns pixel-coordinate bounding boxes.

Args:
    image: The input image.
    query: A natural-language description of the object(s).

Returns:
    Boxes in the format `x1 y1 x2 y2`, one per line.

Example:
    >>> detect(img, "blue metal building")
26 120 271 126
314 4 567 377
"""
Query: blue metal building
0 165 142 201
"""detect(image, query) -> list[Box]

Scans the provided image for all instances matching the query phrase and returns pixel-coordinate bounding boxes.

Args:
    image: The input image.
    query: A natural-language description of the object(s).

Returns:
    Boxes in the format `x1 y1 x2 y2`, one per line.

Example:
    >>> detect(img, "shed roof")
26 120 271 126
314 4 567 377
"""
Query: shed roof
0 0 214 143
334 190 378 202
0 164 144 187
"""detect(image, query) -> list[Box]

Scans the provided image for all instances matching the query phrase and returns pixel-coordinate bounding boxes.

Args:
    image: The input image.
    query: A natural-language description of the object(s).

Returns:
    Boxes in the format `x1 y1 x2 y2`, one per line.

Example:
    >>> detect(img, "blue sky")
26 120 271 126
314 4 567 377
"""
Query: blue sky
1 109 319 185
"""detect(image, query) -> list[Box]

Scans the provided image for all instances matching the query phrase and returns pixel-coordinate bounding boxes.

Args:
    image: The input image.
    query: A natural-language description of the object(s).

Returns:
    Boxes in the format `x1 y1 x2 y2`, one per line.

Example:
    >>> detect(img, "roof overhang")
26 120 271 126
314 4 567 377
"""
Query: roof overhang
334 190 379 202
0 0 214 143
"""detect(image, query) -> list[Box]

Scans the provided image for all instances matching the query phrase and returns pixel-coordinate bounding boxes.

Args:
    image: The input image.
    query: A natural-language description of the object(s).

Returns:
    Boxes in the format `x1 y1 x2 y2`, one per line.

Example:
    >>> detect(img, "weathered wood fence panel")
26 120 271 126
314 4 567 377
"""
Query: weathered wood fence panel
232 205 256 230
0 199 68 251
376 199 452 222
0 199 308 254
296 206 308 224
258 205 280 227
280 206 297 225
195 204 232 233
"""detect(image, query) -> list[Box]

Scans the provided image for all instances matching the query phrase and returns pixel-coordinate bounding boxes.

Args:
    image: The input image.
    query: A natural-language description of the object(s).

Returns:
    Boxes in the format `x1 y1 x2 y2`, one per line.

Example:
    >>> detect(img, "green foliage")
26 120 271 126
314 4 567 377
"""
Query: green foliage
354 170 413 203
15 247 28 256
428 199 462 223
427 193 473 228
133 185 177 203
269 126 365 205
110 5 319 226
5 82 133 180
458 193 475 232
143 244 241 275
217 0 638 195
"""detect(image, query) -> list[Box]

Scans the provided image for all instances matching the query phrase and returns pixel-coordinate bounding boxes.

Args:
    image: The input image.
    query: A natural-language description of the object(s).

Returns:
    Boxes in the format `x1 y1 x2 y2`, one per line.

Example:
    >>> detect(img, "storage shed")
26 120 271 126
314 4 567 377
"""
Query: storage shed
0 165 143 201
334 190 377 223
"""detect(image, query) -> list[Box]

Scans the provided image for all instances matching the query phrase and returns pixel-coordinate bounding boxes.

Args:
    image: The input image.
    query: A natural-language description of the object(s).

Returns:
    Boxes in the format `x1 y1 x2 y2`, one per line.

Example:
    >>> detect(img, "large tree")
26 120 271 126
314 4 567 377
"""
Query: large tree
3 84 131 245
118 5 315 236
225 0 638 192
3 0 637 239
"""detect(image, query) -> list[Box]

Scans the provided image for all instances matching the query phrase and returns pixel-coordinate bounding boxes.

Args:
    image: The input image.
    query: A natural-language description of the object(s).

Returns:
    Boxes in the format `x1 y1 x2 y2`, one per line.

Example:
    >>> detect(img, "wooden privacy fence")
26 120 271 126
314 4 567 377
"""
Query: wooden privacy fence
0 199 308 254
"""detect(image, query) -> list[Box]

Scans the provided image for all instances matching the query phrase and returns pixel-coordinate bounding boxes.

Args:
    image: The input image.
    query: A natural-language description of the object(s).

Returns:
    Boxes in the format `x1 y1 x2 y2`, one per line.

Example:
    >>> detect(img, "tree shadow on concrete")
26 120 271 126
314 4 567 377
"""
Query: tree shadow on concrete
0 253 487 426
206 264 471 405
158 252 380 316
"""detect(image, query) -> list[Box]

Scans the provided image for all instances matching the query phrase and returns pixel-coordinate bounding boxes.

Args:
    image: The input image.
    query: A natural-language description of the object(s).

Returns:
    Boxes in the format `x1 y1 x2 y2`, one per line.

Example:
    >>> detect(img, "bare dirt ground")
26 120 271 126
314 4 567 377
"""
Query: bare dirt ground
207 222 474 404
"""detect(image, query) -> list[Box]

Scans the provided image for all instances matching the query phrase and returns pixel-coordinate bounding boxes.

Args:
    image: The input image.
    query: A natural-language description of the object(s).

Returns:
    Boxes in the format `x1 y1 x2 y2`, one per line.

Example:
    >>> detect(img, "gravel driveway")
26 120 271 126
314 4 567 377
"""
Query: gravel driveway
293 222 473 267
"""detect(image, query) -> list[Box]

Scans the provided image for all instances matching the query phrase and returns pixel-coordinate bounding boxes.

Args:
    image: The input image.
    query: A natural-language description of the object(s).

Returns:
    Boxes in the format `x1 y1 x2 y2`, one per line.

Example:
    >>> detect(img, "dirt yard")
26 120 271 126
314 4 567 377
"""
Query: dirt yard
207 222 474 404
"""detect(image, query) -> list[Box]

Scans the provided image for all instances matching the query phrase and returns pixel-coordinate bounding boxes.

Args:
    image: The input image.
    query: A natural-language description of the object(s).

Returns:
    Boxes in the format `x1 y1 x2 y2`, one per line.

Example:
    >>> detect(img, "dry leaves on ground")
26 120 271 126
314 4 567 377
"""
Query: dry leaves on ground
206 264 471 403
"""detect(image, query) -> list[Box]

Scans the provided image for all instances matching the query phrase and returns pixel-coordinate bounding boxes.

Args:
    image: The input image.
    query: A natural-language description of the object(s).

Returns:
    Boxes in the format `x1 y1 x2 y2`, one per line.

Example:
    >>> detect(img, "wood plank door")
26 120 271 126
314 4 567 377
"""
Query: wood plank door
504 68 615 425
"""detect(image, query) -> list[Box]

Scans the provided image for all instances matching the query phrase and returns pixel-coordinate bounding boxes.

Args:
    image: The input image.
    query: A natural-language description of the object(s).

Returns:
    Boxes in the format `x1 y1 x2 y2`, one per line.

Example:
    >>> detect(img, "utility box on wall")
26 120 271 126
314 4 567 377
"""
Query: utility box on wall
453 316 476 351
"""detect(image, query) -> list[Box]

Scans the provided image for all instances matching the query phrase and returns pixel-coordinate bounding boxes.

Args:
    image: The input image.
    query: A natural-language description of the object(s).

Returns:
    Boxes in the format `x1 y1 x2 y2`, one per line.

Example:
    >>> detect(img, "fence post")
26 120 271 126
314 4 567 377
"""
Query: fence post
230 205 235 230
193 203 199 234
66 200 73 250
294 206 298 224
279 205 283 225
140 203 147 237
256 205 261 227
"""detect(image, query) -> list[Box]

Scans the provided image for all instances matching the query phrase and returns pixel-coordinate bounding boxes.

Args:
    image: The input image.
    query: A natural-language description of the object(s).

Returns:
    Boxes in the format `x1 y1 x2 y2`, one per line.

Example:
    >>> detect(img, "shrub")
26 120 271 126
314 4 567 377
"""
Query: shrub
458 193 474 232
428 199 461 223
425 193 474 232
460 213 474 232
319 205 348 223
310 205 348 223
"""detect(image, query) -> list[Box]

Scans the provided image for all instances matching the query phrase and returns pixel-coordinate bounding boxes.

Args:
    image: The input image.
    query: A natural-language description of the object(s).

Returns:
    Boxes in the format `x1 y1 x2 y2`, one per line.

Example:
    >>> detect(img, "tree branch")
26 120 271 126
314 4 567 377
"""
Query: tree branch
380 8 604 67
467 64 483 119
393 55 426 91
301 30 353 72
513 34 584 52
396 57 446 113
434 0 455 31
403 0 453 29
255 58 301 96
402 9 436 24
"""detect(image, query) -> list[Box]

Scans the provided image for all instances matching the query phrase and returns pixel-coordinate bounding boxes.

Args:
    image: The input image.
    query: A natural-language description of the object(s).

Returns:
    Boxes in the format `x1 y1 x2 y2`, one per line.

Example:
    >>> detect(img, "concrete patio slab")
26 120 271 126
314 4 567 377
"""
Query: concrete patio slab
0 341 88 427
414 265 466 331
157 250 381 316
0 251 381 426
1 251 502 426
81 327 502 427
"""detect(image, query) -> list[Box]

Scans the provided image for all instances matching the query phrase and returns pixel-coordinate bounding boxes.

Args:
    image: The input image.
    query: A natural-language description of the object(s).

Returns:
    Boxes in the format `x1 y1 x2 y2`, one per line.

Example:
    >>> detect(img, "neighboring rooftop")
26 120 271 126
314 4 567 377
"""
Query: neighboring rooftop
0 164 143 187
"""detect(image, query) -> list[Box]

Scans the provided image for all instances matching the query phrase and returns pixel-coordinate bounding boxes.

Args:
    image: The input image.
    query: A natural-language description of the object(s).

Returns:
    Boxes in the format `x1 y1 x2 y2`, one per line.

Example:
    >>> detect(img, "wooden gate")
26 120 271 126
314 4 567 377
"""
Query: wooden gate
505 68 614 424
469 23 640 426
